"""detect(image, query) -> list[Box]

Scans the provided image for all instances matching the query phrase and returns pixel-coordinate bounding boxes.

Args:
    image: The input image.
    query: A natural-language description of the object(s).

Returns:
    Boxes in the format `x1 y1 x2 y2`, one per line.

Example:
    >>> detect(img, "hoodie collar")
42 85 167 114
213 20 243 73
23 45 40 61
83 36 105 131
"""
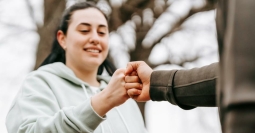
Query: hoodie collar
38 62 111 89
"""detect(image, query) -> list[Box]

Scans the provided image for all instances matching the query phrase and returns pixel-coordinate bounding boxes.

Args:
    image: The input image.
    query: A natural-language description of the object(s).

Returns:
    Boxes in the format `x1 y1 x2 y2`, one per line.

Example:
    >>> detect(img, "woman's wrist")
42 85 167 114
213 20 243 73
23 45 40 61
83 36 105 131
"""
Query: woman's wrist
91 89 115 117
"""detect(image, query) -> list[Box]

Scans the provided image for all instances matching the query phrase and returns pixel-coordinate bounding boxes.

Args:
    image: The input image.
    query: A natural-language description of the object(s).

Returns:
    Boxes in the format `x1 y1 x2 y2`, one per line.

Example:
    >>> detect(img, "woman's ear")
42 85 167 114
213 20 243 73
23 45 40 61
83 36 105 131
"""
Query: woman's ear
57 30 67 50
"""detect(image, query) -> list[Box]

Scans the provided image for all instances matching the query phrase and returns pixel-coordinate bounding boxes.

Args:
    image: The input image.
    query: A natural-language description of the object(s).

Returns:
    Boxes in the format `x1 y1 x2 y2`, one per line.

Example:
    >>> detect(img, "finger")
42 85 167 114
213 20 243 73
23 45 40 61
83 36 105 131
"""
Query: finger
114 68 125 75
125 76 141 83
125 83 142 89
125 62 137 75
129 95 138 100
118 68 126 74
127 89 141 96
130 71 137 76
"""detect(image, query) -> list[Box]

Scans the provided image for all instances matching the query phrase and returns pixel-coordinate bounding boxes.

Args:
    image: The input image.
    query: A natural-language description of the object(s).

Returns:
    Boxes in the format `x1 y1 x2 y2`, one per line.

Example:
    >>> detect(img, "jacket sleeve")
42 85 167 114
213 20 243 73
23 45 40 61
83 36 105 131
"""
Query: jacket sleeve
149 62 218 110
6 74 105 133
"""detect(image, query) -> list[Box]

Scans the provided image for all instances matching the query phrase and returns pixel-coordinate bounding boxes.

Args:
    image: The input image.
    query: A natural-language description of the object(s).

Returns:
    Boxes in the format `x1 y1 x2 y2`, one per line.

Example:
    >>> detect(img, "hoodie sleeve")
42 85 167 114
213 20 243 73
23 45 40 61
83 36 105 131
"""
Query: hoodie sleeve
149 62 218 110
6 73 105 133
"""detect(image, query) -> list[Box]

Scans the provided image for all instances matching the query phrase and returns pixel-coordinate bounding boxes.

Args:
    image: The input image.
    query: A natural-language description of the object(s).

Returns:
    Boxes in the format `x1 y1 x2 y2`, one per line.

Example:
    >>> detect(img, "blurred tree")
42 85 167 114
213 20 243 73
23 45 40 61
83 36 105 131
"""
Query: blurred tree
34 0 65 69
33 0 217 123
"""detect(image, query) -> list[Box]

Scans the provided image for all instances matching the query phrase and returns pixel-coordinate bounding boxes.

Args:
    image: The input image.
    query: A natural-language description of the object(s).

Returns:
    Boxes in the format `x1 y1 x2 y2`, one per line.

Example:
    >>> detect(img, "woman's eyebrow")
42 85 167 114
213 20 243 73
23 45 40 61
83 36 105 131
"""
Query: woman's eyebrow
79 23 91 26
79 22 107 28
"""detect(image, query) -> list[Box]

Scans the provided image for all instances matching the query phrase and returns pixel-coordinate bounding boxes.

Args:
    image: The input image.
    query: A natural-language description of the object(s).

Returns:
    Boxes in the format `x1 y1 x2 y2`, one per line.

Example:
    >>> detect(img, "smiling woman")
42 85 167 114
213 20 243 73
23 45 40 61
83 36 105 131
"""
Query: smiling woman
5 2 147 133
57 7 110 85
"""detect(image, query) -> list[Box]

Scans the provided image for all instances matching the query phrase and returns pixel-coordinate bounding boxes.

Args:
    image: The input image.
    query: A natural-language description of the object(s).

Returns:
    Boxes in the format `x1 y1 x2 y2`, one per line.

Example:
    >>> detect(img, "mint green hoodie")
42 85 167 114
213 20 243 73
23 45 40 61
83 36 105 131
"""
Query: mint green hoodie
6 62 147 133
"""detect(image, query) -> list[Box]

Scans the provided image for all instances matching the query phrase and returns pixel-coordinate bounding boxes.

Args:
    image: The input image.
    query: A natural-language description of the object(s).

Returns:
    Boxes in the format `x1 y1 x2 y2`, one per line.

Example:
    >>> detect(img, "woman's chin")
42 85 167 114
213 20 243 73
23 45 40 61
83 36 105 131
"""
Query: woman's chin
83 60 103 67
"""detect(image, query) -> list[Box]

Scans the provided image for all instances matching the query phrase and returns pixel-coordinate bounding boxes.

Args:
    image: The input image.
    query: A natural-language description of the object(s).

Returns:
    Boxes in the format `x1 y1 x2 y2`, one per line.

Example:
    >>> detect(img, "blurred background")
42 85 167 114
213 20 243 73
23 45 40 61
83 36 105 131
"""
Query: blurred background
0 0 221 132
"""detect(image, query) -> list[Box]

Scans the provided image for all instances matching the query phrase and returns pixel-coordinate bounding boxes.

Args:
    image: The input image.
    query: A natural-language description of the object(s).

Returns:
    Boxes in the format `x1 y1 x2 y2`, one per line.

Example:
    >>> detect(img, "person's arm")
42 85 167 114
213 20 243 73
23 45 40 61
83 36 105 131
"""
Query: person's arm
6 74 104 133
125 61 217 109
150 62 218 109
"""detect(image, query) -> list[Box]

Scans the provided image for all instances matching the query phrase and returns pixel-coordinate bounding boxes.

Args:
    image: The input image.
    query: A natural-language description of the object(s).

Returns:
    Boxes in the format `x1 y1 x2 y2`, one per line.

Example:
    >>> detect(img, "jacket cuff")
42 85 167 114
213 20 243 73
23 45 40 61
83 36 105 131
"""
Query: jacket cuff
149 70 178 104
150 70 195 110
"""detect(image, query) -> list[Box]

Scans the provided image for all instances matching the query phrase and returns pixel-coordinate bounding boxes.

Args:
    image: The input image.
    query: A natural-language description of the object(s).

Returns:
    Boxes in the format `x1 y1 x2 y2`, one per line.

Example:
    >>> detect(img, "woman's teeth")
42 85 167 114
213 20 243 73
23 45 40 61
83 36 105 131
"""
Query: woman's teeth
86 49 100 53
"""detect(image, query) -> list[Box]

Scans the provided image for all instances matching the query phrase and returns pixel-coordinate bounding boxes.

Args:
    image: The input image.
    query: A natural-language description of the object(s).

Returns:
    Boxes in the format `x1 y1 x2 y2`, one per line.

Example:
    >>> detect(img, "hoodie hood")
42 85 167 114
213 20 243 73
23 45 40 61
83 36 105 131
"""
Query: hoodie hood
38 62 111 90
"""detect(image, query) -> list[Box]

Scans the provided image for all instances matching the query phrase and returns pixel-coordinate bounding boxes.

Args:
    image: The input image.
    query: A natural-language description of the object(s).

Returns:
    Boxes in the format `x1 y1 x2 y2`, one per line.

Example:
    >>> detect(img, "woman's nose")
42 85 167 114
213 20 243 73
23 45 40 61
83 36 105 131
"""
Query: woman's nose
89 31 99 45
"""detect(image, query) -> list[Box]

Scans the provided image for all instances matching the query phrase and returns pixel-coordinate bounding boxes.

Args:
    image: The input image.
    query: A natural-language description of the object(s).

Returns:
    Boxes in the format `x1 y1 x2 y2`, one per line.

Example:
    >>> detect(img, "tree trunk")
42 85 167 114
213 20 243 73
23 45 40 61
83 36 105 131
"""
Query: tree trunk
34 0 65 69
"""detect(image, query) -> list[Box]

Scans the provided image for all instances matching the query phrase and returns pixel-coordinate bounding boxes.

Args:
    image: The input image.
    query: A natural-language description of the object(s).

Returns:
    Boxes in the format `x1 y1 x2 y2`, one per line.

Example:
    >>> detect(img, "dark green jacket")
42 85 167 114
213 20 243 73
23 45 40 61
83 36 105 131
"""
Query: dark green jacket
150 62 217 109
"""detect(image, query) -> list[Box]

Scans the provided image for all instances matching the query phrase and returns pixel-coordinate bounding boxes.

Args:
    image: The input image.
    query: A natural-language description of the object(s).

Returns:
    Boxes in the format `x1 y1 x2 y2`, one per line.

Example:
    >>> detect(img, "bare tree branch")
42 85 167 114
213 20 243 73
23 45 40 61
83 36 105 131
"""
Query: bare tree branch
148 1 216 52
44 0 65 26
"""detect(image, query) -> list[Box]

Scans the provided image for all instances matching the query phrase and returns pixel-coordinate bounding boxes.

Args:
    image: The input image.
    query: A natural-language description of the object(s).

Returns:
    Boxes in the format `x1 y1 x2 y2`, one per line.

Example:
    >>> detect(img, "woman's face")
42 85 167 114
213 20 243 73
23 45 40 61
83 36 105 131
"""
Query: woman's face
58 8 109 71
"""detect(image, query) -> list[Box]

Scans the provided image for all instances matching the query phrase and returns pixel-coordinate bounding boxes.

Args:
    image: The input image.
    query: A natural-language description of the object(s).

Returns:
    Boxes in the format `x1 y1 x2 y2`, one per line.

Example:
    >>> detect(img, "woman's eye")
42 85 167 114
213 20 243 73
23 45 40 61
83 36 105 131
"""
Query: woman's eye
98 32 105 35
80 30 89 33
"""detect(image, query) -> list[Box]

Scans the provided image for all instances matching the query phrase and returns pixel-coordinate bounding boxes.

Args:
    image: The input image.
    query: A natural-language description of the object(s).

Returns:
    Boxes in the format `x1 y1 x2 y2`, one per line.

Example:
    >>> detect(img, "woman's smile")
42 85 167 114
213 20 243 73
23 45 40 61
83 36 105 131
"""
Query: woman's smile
85 49 100 53
83 46 102 53
83 47 102 57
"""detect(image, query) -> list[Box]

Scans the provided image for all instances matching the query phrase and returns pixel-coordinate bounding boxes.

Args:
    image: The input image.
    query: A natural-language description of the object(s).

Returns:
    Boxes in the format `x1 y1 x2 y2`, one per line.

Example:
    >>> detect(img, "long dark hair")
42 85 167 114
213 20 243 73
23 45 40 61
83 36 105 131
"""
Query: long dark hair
40 2 116 76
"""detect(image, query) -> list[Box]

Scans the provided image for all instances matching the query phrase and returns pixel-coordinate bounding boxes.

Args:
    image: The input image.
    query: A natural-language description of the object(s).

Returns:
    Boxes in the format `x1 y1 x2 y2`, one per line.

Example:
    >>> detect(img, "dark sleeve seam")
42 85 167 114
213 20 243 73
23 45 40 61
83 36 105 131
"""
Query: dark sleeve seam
177 94 215 97
150 77 217 88
150 85 172 88
175 77 217 88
